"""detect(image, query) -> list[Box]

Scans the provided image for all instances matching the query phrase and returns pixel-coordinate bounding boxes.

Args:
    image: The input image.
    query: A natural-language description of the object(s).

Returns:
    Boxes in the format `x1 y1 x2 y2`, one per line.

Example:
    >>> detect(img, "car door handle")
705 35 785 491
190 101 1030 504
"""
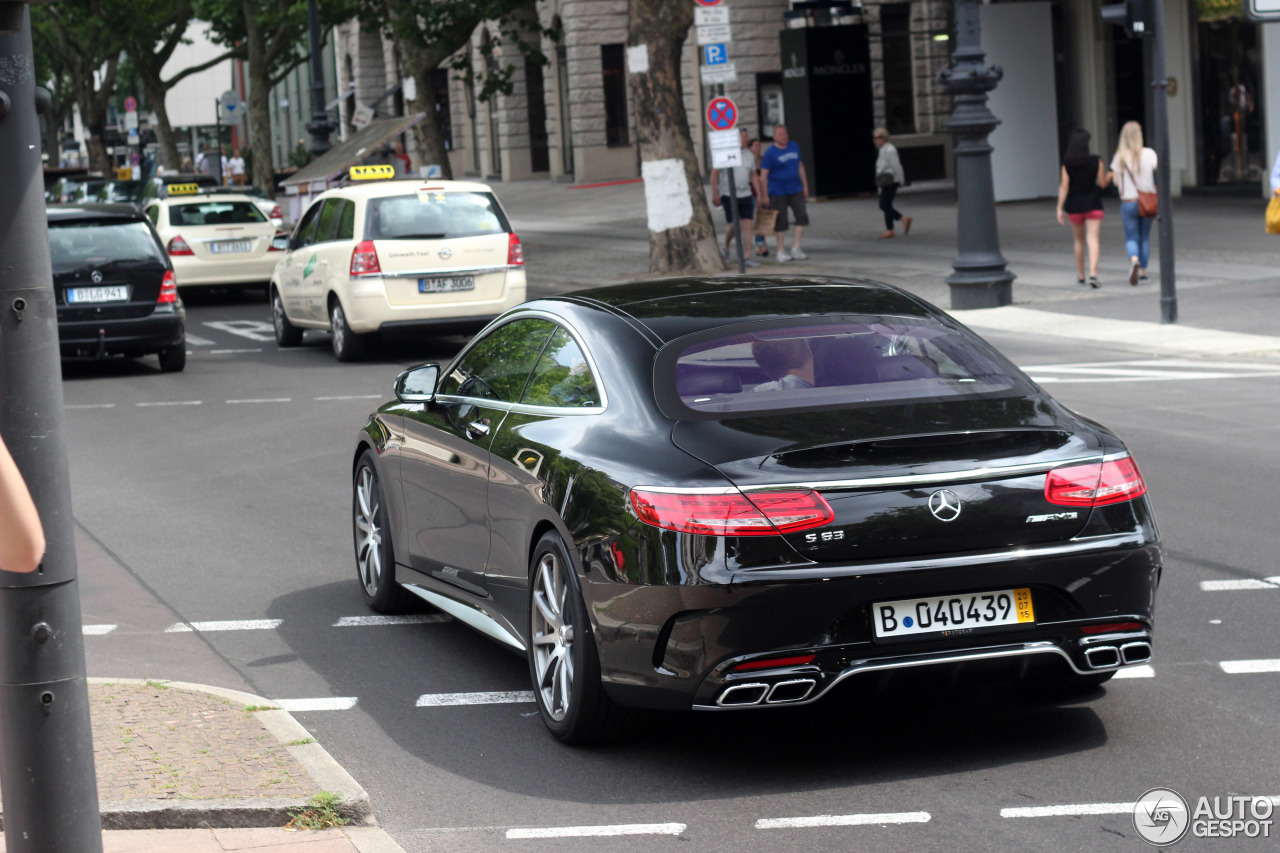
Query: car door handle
466 419 490 438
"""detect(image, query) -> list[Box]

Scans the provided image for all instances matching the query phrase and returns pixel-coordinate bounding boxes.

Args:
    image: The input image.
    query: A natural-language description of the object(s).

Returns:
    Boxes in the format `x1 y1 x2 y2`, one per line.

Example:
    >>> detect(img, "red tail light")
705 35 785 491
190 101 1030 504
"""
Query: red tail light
1081 622 1144 635
157 270 178 304
734 654 816 671
507 232 524 266
269 205 283 221
629 488 834 537
167 235 194 256
1045 455 1147 507
350 240 381 275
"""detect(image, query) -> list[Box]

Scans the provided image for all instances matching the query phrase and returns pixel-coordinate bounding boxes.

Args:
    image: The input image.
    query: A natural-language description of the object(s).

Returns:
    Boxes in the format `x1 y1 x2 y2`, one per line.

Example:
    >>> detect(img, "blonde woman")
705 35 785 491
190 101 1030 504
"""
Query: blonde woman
1109 121 1158 285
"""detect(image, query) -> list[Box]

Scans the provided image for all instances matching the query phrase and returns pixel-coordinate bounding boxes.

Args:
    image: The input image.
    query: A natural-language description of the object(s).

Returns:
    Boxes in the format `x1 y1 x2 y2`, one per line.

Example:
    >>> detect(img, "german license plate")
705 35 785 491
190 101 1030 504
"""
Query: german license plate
873 588 1034 639
210 240 252 254
67 285 129 304
419 275 475 294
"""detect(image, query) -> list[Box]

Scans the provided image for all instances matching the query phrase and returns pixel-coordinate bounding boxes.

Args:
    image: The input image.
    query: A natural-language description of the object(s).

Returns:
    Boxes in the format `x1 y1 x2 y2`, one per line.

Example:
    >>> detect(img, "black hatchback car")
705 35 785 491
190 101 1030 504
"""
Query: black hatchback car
352 277 1160 743
49 204 186 371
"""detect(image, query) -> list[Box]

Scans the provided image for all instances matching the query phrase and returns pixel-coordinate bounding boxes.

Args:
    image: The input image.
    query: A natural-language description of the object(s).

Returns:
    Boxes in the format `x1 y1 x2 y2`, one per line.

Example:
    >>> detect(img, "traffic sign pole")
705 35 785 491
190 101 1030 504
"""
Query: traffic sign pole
706 94 744 273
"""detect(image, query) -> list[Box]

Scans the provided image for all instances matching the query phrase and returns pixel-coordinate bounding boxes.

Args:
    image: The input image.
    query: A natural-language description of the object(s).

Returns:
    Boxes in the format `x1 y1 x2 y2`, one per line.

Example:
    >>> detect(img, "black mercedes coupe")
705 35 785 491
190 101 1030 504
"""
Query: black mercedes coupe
351 277 1160 743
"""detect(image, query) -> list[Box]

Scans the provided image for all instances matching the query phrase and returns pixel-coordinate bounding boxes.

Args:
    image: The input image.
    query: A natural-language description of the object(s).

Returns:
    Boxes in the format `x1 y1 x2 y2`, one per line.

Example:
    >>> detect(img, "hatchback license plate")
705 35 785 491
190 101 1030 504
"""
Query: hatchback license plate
419 275 475 293
68 285 129 304
873 588 1034 639
211 240 252 254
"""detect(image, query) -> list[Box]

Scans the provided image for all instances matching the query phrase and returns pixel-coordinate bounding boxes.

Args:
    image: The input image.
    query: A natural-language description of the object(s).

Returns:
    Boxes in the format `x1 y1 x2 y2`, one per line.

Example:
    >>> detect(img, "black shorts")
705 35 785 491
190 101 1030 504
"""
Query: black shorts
771 192 809 231
720 195 755 224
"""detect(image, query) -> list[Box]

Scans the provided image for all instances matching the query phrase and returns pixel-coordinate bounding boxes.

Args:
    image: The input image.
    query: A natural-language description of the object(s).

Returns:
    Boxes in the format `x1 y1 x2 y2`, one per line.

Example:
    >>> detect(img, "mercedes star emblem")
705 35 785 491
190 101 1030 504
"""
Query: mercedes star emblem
91 270 103 284
928 489 962 522
437 246 453 260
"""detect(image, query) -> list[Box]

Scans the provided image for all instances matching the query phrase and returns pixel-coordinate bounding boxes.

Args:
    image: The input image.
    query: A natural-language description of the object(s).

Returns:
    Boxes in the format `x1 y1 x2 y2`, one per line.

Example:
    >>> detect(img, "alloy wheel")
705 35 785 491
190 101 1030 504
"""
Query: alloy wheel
331 303 346 355
354 465 383 597
272 293 286 337
531 551 575 722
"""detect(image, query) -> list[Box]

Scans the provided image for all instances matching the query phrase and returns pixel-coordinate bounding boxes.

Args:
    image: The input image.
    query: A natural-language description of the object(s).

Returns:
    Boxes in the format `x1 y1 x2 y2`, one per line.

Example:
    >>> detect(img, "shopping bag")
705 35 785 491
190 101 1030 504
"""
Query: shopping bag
753 207 778 236
1267 196 1280 235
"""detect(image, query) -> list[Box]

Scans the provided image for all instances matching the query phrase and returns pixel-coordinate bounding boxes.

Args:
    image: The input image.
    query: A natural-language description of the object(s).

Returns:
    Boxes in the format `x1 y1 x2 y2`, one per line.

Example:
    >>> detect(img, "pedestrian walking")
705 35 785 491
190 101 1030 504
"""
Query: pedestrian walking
228 147 246 186
0 433 44 574
748 138 769 257
1056 128 1110 288
759 124 811 262
1109 121 1157 285
391 140 412 176
710 128 760 267
873 128 912 238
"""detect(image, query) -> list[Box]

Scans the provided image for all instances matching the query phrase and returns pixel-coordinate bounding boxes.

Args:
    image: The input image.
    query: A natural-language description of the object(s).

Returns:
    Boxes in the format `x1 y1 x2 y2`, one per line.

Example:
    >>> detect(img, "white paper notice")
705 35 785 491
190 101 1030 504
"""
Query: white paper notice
641 159 693 233
627 45 650 75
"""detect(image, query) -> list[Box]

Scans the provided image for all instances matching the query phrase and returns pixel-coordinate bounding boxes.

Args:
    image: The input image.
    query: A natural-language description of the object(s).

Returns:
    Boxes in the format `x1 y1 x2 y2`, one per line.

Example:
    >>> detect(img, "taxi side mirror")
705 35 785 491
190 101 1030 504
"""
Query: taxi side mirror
395 363 439 403
271 235 290 251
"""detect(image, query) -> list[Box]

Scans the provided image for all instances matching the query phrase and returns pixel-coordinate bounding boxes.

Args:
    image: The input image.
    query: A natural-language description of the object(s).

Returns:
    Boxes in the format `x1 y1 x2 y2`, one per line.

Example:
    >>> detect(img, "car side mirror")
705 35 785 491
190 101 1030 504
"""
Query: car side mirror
395 363 439 403
272 235 290 251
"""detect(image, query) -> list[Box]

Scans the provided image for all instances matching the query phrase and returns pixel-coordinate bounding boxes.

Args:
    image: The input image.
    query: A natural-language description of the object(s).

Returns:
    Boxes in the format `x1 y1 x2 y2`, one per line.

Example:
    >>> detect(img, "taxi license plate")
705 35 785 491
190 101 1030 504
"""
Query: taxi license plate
419 275 475 294
873 588 1034 639
210 240 252 254
68 285 129 304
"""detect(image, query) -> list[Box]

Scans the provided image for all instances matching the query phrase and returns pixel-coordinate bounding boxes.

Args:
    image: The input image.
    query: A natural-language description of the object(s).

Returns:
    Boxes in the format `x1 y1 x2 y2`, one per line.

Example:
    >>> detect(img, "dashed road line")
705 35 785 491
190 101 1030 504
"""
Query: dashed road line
164 619 283 633
82 624 118 635
226 397 292 404
203 320 276 342
184 334 217 346
136 400 202 408
66 403 116 410
506 823 685 839
1022 359 1280 385
1220 659 1280 674
315 395 384 401
333 614 451 627
1001 802 1133 818
275 697 358 712
416 691 534 707
1201 578 1280 590
210 348 263 355
1112 665 1154 679
756 812 931 829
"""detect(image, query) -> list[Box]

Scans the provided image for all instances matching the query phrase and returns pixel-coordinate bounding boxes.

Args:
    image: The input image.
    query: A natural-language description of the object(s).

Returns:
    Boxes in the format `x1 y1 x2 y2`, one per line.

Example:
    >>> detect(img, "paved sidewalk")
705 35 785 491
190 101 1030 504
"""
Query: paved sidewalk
0 679 405 853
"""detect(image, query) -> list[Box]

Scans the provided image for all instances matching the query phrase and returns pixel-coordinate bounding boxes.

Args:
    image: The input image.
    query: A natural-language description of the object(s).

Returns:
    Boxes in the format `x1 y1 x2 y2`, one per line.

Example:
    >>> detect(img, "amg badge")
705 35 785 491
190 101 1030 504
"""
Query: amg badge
1026 512 1079 523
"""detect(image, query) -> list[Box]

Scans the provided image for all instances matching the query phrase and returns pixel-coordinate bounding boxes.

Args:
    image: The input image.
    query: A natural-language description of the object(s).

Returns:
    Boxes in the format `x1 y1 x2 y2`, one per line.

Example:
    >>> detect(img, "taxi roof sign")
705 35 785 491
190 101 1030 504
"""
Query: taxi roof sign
349 164 396 181
167 183 201 196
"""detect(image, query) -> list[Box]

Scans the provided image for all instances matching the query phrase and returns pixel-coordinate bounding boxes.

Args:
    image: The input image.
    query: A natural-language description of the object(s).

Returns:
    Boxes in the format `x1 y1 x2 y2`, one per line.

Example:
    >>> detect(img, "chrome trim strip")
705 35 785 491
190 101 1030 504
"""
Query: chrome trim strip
631 485 739 495
694 642 1152 711
738 456 1103 493
378 264 516 279
403 585 525 652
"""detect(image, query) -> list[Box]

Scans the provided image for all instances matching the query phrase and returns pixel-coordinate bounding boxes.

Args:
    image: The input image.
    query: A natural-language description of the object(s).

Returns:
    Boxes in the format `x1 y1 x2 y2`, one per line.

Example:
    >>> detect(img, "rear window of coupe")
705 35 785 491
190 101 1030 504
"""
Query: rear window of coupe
365 191 510 240
656 319 1033 418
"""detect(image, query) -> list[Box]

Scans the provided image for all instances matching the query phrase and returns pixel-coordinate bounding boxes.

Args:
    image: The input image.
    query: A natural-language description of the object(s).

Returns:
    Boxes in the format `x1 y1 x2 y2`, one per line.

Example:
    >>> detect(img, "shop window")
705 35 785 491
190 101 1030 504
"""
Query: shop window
881 3 916 135
602 44 629 146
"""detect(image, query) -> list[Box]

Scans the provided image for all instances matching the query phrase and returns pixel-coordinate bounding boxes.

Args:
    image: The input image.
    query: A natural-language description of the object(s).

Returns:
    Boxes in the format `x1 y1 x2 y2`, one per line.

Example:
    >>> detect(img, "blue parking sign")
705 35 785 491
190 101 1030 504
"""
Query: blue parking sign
703 44 728 65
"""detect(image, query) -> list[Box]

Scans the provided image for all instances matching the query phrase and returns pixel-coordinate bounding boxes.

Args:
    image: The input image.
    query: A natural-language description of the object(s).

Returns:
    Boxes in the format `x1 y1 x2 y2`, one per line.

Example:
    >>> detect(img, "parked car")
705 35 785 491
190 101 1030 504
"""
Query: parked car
144 188 284 291
68 180 109 204
48 204 185 371
350 276 1161 743
47 176 98 204
205 185 284 228
96 179 144 205
270 169 526 361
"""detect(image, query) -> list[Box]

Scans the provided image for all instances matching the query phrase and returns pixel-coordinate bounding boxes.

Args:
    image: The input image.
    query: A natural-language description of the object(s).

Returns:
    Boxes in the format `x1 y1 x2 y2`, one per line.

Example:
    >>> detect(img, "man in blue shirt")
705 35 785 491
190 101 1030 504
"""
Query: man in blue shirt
759 124 811 262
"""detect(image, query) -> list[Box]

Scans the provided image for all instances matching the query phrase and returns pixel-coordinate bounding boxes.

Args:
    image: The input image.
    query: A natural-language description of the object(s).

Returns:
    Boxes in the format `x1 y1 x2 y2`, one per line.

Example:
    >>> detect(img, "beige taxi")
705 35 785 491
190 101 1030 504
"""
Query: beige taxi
144 185 283 290
268 168 527 361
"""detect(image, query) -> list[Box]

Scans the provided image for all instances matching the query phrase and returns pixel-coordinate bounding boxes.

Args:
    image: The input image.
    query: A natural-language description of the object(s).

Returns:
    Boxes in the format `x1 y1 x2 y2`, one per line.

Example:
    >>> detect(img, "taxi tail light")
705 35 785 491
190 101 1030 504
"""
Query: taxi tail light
167 235 194 256
629 488 833 537
350 240 381 276
157 270 178 304
1045 455 1147 507
507 232 525 266
268 205 283 221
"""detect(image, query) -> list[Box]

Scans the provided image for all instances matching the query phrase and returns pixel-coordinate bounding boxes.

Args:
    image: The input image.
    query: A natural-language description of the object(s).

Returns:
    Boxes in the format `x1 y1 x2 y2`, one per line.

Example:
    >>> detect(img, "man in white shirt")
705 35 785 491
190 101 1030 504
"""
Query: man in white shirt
228 147 246 186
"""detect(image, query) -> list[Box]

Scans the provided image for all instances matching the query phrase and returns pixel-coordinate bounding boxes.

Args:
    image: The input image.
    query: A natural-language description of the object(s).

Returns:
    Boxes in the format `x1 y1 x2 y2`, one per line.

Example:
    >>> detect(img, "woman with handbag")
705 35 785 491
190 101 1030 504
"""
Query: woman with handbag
1109 121 1158 285
1056 128 1111 288
873 128 912 238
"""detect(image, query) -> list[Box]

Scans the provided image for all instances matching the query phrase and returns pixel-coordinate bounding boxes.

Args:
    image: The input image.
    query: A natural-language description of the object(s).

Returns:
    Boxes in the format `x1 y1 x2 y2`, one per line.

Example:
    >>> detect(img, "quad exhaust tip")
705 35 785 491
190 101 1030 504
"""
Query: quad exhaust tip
766 679 817 704
717 683 769 707
1084 645 1121 669
716 678 818 707
1120 641 1152 665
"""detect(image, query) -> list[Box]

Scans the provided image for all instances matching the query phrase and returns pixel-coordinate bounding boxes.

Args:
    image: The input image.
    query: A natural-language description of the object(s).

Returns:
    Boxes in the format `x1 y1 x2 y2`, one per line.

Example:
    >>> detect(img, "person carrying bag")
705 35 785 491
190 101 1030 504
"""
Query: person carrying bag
1109 121 1158 285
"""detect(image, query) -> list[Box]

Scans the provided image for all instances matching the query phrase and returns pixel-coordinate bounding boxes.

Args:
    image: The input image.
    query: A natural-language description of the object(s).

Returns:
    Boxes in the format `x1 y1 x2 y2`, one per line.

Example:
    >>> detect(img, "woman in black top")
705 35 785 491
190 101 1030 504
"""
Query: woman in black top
1056 128 1111 287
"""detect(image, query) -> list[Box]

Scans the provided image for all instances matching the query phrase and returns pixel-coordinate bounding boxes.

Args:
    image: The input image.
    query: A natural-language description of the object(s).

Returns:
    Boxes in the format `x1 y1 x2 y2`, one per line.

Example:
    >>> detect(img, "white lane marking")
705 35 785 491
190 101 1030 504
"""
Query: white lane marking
1220 659 1280 674
210 348 263 355
506 824 686 839
416 691 534 707
1200 578 1280 590
1024 359 1280 372
164 619 283 633
1002 803 1133 818
82 624 118 635
203 320 276 342
334 614 452 627
274 697 358 712
66 403 116 410
756 812 931 829
184 334 216 346
226 397 292 404
137 400 202 407
1113 665 1154 679
315 395 384 401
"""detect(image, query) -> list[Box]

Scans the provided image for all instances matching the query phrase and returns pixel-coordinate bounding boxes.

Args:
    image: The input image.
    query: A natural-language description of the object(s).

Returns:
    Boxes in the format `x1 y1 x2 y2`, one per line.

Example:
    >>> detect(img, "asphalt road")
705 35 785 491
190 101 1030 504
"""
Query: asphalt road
64 285 1280 852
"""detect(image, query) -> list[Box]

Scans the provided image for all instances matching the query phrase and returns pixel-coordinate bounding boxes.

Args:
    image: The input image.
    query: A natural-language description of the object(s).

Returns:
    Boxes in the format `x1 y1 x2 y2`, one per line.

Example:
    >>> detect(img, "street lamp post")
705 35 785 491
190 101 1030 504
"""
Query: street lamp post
305 0 333 159
937 0 1015 309
0 2 104 849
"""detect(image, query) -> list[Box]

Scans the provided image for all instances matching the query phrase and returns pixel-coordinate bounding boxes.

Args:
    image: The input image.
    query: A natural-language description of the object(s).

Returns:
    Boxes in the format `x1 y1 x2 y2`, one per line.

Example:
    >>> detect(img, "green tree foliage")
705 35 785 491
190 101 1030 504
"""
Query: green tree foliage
33 2 121 173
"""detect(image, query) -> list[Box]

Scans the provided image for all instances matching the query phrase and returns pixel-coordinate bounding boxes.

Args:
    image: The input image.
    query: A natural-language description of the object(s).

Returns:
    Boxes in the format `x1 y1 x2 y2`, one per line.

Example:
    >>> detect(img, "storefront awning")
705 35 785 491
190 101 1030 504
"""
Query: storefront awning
281 113 424 189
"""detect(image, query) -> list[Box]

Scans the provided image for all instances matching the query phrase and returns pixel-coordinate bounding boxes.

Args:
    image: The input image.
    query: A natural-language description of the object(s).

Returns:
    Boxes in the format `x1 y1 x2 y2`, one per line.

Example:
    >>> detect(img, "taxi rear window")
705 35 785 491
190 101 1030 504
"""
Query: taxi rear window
365 192 510 240
168 202 266 227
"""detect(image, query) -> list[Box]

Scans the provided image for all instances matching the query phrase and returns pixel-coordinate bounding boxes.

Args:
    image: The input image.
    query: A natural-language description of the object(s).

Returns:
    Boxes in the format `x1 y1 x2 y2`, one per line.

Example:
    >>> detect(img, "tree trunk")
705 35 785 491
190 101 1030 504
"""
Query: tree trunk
85 134 111 175
399 40 454 180
142 75 183 170
243 1 277 197
628 0 722 275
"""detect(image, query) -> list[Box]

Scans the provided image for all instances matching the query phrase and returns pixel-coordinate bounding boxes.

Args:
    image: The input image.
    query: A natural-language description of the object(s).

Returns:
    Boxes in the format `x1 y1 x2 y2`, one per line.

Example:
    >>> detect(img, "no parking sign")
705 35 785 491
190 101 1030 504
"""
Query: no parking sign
706 96 737 131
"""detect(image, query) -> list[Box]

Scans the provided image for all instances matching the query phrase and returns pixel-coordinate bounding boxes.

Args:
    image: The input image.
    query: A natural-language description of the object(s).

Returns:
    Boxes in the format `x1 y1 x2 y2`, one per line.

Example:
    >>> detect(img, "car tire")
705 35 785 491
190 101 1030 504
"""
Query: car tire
330 298 366 362
527 531 641 744
353 451 411 613
272 288 303 348
158 343 186 373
